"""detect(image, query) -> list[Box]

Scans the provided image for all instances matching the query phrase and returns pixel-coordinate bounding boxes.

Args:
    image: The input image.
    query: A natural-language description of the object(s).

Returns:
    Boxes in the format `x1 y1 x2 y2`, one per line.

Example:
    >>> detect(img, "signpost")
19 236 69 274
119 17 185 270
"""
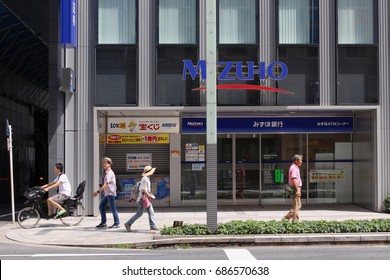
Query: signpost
206 0 218 232
6 120 15 223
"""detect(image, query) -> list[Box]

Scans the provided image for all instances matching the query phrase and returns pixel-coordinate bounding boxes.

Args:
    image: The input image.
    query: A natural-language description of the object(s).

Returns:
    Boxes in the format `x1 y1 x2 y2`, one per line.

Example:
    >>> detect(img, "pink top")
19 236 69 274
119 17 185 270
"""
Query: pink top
288 163 302 187
103 168 117 196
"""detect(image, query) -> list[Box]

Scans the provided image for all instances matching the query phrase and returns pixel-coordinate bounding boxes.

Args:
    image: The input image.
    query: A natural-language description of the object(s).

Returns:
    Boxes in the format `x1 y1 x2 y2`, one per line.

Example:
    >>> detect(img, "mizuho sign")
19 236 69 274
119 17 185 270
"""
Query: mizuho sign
182 60 291 93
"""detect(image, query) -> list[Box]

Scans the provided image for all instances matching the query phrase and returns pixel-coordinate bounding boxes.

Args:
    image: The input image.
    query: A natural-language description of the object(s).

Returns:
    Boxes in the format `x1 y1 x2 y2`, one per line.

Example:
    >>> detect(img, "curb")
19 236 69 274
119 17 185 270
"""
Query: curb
117 232 390 248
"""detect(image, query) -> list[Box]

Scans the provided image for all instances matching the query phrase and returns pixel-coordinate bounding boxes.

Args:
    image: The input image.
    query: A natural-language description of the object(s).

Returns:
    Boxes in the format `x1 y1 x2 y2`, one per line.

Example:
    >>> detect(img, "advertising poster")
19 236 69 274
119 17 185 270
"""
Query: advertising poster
126 153 152 171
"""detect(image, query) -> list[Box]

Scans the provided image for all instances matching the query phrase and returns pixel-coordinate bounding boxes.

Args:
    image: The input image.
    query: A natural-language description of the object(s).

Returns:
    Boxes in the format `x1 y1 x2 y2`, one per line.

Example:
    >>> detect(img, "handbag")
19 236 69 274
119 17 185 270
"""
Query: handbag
141 196 151 208
285 185 295 195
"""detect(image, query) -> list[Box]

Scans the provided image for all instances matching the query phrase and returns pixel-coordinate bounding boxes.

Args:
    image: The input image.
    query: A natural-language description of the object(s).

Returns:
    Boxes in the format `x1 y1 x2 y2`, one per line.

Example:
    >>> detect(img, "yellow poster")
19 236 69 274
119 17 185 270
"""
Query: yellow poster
309 170 345 182
107 134 169 144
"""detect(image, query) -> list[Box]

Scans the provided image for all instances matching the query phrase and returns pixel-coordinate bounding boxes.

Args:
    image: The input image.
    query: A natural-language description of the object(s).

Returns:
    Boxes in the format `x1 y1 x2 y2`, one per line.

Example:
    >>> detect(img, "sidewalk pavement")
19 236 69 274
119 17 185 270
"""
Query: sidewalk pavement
3 204 390 248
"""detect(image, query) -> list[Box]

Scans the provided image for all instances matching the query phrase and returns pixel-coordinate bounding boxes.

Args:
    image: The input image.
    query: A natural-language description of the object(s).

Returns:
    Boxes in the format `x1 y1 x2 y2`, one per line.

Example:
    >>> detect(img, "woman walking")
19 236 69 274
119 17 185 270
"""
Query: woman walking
125 165 158 231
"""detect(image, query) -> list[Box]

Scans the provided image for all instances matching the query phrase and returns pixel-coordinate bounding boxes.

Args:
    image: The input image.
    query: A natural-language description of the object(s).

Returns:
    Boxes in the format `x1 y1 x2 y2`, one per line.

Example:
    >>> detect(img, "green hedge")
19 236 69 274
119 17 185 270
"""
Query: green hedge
160 219 390 235
384 195 390 213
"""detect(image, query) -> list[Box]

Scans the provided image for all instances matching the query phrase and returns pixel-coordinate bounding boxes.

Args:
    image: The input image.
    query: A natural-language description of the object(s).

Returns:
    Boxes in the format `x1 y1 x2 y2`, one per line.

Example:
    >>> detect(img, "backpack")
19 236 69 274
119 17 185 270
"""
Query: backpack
129 181 141 202
116 178 125 193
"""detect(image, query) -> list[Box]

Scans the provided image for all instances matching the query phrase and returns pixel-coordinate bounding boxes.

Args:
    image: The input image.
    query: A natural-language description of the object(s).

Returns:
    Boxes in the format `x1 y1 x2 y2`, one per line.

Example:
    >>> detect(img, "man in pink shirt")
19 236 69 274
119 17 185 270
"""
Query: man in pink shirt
283 154 303 222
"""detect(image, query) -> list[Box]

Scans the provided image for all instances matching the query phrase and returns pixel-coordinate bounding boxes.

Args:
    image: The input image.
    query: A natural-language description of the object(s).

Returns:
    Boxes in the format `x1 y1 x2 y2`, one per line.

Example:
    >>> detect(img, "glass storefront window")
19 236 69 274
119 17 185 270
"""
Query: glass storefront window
277 0 319 44
181 134 206 201
181 132 353 205
156 47 200 106
337 0 378 44
337 47 378 104
96 46 137 105
218 0 258 44
158 0 198 44
307 134 352 203
277 47 319 105
97 0 137 44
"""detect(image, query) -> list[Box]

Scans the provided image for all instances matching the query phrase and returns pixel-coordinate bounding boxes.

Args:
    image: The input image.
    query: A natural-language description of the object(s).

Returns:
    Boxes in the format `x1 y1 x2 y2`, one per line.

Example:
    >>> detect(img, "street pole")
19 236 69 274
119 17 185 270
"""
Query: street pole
6 120 15 223
206 0 217 232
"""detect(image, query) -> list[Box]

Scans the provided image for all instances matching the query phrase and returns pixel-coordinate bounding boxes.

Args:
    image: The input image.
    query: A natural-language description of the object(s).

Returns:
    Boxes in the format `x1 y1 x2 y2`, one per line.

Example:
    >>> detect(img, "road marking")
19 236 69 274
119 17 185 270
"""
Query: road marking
0 253 156 258
224 249 257 260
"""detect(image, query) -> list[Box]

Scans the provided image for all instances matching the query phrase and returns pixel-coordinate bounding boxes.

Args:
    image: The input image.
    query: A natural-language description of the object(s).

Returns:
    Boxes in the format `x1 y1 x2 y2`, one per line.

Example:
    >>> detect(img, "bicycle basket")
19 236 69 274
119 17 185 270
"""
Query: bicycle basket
24 187 45 201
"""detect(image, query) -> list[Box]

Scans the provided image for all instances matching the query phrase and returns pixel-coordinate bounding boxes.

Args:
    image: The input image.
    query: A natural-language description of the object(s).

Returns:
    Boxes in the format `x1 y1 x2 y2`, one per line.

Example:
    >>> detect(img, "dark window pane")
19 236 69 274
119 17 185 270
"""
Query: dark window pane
217 46 260 105
277 46 319 105
337 47 378 104
96 46 137 105
156 46 200 106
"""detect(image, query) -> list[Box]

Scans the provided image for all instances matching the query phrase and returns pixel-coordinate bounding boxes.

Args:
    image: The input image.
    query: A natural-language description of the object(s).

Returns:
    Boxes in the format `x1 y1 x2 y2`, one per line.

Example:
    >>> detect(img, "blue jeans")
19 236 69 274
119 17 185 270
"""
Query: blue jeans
125 200 156 228
99 195 120 225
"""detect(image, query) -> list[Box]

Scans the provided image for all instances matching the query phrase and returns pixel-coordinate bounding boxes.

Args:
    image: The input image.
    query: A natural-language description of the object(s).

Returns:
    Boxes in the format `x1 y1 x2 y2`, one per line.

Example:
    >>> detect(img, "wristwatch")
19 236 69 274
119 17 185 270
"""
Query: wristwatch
97 189 100 193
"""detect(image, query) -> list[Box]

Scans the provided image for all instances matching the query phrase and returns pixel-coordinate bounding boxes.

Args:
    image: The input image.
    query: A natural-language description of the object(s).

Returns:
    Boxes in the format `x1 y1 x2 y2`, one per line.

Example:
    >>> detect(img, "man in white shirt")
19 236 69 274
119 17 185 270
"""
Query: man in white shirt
42 163 71 218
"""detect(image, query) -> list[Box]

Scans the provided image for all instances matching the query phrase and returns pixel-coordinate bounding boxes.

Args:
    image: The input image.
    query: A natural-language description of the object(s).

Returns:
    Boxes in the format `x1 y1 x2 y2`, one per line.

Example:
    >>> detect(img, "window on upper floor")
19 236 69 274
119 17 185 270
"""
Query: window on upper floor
337 47 378 104
156 0 200 106
337 0 378 44
336 0 378 104
216 46 260 105
277 47 319 105
95 46 137 105
277 0 319 44
218 0 258 44
97 0 137 44
276 0 319 105
158 0 198 44
156 46 200 106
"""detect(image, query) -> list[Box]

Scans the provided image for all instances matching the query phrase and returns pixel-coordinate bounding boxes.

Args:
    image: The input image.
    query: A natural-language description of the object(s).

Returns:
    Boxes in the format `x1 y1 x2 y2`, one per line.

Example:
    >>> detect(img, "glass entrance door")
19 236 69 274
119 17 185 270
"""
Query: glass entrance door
217 135 232 201
217 134 260 204
261 134 307 205
235 135 260 201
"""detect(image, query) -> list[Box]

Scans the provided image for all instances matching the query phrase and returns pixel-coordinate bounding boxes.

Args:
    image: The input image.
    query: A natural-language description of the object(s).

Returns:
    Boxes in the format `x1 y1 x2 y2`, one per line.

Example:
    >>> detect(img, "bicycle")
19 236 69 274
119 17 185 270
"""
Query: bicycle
17 180 86 229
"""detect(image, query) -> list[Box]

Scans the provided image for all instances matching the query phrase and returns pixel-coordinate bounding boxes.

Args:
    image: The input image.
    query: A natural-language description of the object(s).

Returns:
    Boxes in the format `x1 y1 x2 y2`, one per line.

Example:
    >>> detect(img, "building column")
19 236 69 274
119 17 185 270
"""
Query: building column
70 0 95 215
378 0 390 210
259 0 276 105
139 0 154 107
319 0 336 105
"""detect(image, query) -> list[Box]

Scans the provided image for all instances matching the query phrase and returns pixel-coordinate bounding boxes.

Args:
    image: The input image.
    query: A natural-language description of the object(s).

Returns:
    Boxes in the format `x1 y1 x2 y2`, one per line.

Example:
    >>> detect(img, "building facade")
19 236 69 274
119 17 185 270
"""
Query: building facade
0 0 49 203
53 0 390 216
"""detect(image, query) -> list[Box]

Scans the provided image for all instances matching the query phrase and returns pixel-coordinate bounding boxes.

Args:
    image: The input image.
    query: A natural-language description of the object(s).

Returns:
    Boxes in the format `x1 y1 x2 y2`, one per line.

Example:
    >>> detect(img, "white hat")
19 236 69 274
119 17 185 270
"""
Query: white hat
102 157 113 165
142 165 156 176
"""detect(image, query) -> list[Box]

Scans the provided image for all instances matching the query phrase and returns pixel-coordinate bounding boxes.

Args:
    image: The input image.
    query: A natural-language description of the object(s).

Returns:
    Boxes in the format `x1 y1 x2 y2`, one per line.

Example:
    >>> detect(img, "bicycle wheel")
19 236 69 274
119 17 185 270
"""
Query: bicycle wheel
18 207 40 229
60 202 84 226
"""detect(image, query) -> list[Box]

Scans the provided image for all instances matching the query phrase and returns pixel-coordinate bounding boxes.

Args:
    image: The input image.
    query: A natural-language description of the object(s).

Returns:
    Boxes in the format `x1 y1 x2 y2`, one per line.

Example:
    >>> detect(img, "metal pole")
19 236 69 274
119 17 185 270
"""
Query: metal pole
6 120 15 223
206 0 217 232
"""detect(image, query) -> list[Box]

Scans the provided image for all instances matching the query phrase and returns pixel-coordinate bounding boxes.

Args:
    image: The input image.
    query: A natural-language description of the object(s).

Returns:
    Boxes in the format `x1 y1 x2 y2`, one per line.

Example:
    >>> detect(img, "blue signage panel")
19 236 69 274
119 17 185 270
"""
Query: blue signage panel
60 0 77 47
182 117 353 133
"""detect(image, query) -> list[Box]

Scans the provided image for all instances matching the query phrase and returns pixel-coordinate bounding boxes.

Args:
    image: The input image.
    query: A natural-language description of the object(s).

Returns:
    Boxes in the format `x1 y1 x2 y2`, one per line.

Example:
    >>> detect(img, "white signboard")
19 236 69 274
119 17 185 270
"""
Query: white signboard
126 153 152 171
108 117 179 134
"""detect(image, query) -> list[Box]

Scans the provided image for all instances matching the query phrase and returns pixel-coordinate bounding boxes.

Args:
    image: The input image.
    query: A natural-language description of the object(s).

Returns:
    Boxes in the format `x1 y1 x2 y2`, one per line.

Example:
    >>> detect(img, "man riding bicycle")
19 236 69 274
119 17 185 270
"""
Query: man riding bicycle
41 163 72 219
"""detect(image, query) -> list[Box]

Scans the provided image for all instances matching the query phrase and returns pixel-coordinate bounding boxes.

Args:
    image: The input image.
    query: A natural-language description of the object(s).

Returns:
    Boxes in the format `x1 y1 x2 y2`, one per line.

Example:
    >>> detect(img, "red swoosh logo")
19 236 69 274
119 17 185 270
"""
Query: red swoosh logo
192 84 294 94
